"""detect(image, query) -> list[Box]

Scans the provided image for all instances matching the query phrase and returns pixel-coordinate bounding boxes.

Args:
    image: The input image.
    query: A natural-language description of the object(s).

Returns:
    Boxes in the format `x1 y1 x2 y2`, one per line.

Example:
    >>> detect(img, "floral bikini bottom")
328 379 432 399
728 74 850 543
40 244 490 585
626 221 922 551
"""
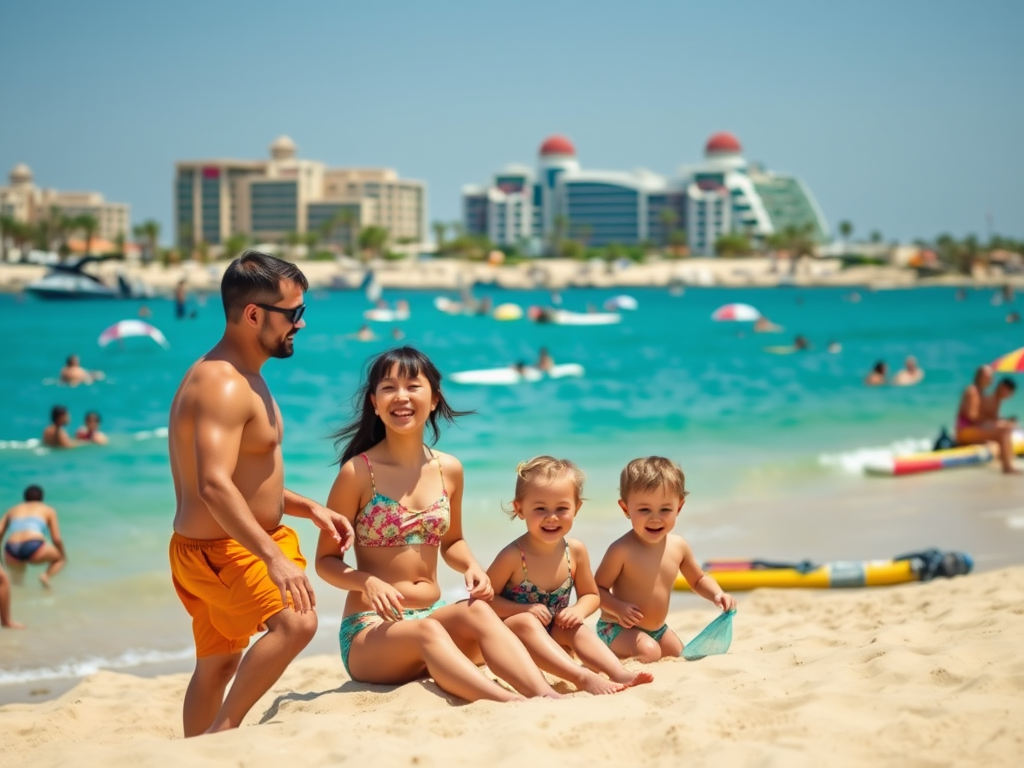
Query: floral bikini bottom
338 600 447 676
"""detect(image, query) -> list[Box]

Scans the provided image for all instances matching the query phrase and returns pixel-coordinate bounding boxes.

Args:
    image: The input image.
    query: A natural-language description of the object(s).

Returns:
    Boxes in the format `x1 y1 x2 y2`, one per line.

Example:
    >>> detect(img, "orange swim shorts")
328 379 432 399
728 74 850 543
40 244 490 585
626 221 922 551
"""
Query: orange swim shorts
169 525 307 658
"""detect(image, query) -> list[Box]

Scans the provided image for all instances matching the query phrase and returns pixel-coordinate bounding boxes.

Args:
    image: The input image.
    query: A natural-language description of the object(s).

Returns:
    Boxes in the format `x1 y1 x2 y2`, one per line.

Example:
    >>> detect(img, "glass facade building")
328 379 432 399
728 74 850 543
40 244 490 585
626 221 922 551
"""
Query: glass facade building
460 132 828 256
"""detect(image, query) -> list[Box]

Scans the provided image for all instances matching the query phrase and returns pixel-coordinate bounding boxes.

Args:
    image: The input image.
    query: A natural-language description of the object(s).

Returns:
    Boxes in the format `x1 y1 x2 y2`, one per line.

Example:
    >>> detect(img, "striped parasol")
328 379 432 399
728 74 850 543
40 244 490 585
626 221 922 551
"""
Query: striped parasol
991 346 1024 372
711 303 761 322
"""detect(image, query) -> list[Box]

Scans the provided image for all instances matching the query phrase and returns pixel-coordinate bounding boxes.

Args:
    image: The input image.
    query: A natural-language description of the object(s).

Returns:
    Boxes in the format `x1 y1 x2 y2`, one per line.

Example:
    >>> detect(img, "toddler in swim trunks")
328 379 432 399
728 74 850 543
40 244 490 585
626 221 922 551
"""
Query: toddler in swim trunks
594 456 736 662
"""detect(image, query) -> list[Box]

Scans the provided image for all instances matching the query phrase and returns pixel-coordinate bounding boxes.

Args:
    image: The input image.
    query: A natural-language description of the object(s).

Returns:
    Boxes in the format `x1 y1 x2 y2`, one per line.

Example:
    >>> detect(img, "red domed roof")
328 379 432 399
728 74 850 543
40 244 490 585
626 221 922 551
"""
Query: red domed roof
539 135 576 156
705 132 742 154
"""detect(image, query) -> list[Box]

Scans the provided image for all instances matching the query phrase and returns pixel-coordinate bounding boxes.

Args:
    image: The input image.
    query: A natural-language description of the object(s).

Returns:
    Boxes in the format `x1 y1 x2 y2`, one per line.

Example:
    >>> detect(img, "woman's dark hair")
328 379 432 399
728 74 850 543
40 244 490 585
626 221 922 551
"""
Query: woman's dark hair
872 360 887 374
24 485 44 501
221 250 309 321
333 346 472 465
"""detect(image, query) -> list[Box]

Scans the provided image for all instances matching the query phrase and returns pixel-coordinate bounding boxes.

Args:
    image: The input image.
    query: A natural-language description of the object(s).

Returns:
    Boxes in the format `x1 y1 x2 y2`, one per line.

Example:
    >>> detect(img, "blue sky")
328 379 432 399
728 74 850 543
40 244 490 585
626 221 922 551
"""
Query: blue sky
1 0 1021 244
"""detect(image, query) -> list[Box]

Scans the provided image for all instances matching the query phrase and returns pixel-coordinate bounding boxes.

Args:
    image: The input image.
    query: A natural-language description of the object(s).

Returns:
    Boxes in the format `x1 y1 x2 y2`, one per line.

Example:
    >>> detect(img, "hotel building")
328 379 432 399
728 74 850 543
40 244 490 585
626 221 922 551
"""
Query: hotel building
462 133 829 256
0 163 130 243
174 136 426 250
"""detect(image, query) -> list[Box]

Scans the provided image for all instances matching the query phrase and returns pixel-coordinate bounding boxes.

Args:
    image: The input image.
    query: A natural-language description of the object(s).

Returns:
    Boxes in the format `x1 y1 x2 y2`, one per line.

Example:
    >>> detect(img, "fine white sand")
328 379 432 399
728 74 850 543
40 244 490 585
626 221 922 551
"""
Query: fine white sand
2 566 1022 768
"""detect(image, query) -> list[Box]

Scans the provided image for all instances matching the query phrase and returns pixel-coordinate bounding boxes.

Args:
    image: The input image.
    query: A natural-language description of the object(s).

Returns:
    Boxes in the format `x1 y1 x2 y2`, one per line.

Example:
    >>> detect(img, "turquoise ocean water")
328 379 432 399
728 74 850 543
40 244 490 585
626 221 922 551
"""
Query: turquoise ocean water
0 283 1019 684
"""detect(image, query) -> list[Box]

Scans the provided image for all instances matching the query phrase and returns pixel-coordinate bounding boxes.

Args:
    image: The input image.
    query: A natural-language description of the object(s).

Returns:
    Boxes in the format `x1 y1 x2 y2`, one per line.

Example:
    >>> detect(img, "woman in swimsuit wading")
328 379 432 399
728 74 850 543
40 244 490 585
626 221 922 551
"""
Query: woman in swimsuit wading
316 347 563 701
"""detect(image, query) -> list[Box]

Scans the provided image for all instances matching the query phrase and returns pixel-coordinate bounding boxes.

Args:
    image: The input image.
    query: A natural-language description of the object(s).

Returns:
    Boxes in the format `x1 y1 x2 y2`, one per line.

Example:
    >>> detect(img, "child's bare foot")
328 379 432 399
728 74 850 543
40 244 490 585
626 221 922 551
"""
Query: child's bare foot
615 669 654 687
577 671 627 695
39 573 51 589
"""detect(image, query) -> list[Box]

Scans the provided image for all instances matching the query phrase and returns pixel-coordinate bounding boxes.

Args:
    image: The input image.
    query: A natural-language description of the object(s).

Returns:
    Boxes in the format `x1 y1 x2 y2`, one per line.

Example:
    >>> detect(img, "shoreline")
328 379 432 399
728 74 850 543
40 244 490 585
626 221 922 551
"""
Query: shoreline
2 567 1022 766
2 256 1022 295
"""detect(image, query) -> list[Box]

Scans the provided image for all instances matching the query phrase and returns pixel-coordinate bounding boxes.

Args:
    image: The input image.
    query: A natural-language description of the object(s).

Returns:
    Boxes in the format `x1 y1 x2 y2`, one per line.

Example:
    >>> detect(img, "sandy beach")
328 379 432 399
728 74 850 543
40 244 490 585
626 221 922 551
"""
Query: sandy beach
1 565 1021 768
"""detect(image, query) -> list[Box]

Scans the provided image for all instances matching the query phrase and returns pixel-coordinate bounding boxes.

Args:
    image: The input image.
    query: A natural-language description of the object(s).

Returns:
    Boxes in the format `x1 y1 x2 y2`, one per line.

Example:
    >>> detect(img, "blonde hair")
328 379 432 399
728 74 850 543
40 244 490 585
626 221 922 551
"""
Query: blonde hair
619 456 688 502
504 456 586 518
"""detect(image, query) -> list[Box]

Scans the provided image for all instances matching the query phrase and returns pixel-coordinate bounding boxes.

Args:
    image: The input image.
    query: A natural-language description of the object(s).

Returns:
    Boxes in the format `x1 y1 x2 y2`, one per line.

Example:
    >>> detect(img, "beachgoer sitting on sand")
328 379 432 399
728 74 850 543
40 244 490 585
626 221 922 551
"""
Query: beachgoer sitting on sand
956 365 1021 475
979 377 1017 428
537 347 554 372
485 456 653 694
595 457 736 663
1 485 67 589
864 361 888 386
754 316 783 333
59 354 104 387
75 411 109 445
892 355 925 386
316 346 563 702
43 405 77 448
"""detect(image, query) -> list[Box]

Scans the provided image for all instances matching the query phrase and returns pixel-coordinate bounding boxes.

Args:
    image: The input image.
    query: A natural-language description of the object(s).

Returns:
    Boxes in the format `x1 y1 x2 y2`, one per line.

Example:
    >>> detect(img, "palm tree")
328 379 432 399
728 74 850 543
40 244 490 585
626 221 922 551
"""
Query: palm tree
358 225 388 261
432 220 447 254
134 220 160 265
869 230 883 244
549 214 568 257
838 220 853 247
223 232 248 260
75 214 99 256
0 215 16 261
659 208 679 248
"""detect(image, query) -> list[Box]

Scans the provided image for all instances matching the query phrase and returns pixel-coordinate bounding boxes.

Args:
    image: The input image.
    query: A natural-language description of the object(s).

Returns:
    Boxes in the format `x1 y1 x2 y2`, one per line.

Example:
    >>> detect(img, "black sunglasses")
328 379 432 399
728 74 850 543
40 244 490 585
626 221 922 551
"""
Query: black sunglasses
255 302 306 324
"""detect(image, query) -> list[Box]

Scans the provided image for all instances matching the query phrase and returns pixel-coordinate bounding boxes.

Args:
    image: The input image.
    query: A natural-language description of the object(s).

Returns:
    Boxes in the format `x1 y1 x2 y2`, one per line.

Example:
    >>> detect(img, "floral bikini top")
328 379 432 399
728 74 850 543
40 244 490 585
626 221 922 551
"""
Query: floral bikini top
499 541 574 618
354 450 450 548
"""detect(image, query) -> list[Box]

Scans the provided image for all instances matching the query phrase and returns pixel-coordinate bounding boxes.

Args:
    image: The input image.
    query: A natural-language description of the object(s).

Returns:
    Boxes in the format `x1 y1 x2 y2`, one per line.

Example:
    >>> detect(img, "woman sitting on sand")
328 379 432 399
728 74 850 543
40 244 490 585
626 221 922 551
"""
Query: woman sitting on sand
956 366 1021 475
315 347 563 702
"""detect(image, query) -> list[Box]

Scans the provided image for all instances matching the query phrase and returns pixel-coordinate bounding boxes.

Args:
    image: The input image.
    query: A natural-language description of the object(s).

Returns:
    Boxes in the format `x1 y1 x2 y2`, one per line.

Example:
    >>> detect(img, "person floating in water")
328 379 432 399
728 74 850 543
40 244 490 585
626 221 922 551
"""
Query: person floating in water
537 347 554 372
42 405 77 448
0 485 67 589
174 279 189 319
754 316 783 333
793 335 810 351
864 361 888 386
356 324 377 341
75 411 109 445
892 355 924 386
59 354 104 387
956 365 1021 475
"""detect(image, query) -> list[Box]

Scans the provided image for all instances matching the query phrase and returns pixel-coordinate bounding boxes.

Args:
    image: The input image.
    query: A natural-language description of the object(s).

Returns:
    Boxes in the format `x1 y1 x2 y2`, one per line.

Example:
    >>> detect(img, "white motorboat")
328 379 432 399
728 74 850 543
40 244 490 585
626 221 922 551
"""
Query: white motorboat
25 256 154 300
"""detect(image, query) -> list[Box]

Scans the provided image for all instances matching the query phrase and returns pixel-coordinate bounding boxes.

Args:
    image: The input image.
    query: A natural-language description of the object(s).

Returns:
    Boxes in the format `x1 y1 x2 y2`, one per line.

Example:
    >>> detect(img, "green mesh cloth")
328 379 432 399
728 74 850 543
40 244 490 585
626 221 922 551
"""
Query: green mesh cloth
682 609 735 660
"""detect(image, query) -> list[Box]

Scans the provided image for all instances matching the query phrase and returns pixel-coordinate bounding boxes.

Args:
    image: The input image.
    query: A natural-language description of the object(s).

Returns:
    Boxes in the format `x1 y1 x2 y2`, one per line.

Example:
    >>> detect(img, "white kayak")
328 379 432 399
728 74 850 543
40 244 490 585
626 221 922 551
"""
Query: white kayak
550 310 621 325
449 363 585 385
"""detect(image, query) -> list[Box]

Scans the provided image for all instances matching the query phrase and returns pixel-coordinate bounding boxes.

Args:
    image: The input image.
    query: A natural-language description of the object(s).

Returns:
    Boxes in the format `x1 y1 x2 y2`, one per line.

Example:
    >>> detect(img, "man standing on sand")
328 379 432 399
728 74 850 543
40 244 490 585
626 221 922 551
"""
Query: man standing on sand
168 250 354 737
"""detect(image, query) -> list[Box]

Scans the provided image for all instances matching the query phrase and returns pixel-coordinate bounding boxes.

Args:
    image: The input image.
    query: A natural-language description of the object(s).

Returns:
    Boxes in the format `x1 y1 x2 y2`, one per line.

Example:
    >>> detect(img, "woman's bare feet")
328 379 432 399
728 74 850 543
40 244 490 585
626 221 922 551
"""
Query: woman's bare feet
611 669 654 687
39 573 51 589
576 670 627 695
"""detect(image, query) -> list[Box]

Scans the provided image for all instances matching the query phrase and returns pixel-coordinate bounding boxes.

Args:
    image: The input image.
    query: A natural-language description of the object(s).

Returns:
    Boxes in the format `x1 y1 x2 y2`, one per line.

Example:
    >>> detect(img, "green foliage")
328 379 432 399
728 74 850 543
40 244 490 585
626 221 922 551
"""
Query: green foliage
714 233 752 257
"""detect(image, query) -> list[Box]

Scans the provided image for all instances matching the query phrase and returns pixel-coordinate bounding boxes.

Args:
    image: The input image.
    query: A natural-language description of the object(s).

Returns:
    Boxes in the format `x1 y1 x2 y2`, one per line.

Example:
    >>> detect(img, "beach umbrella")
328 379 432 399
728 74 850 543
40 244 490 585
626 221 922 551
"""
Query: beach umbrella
97 320 170 349
991 346 1024 372
711 303 761 322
